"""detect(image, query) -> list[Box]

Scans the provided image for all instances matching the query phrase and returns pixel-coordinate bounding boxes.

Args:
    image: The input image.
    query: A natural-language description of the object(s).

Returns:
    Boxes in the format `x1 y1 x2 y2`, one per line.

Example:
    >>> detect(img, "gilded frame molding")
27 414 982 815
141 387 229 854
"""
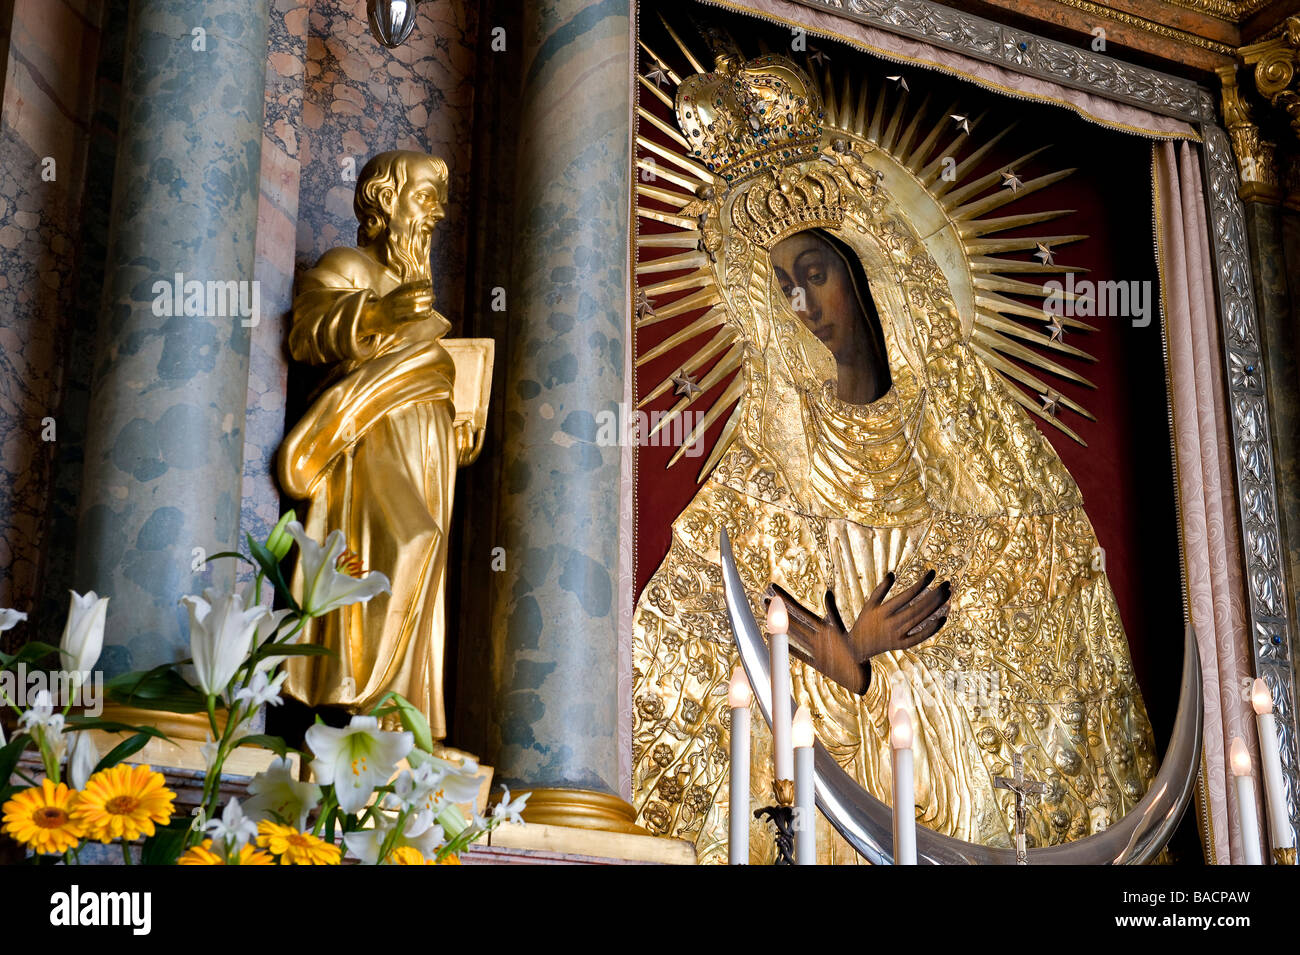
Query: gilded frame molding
788 0 1214 120
693 0 1300 854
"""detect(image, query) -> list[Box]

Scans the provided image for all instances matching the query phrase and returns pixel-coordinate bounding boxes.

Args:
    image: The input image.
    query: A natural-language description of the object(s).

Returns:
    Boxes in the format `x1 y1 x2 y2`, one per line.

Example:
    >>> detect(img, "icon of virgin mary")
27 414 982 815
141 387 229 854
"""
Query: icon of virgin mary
630 50 1158 865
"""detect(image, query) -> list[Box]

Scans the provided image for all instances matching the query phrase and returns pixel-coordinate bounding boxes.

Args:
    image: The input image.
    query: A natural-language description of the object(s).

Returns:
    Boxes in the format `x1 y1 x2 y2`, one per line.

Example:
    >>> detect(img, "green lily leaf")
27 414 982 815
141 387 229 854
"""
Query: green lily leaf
140 819 190 866
205 550 253 566
248 642 334 664
0 641 62 671
0 734 33 788
106 667 207 714
93 732 153 774
233 734 291 758
64 717 169 740
247 533 300 614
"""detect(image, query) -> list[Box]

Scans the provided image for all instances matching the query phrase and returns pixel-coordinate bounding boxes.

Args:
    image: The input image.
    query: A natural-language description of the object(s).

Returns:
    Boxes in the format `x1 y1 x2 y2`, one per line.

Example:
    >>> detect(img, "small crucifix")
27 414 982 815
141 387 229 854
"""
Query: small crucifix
994 749 1048 865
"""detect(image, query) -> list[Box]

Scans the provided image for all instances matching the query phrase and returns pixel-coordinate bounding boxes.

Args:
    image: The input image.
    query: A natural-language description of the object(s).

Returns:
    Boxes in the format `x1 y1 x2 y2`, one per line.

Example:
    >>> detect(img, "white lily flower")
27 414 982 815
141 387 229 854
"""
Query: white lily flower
182 588 268 699
251 608 295 675
492 786 529 826
439 761 485 806
341 816 392 865
287 522 391 617
304 715 412 814
59 591 108 686
244 756 321 829
234 669 287 709
0 608 28 633
20 692 68 766
384 769 419 811
199 722 251 772
401 810 446 857
204 797 258 852
19 689 65 737
66 731 100 790
384 757 482 815
343 810 445 864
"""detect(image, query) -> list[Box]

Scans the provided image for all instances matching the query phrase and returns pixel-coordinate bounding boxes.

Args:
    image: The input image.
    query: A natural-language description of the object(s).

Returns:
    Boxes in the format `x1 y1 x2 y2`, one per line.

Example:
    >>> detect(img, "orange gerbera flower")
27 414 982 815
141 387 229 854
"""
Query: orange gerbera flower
178 838 275 865
386 845 429 865
256 820 341 865
438 853 461 865
72 764 175 842
1 780 83 855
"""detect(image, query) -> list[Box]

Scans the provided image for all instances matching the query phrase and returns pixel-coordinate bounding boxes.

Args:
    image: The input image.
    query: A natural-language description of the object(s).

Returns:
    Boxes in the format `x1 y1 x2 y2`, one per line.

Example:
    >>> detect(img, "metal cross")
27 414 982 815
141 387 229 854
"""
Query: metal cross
994 750 1048 865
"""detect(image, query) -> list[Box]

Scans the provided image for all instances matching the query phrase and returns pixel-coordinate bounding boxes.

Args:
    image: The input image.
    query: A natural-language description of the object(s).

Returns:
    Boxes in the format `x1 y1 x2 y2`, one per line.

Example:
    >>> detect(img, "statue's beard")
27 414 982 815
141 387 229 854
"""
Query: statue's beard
385 219 434 282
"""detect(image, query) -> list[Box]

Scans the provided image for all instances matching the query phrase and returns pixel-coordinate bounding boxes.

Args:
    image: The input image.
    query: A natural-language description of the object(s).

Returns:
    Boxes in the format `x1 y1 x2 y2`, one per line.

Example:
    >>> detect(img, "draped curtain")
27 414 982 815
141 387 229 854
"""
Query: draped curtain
1154 141 1267 865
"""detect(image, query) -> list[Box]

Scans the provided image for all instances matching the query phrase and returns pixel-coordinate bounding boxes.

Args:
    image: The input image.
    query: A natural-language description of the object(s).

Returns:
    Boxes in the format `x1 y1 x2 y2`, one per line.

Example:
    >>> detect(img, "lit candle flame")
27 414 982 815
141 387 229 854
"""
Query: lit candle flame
890 704 913 750
1230 737 1252 777
1251 678 1273 716
793 705 814 749
728 665 753 709
766 594 788 635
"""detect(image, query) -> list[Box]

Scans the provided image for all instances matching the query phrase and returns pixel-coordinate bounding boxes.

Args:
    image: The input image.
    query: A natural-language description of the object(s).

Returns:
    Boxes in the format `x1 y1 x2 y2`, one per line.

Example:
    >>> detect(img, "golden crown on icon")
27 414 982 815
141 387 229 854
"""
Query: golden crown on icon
676 55 845 247
731 163 845 248
675 54 826 185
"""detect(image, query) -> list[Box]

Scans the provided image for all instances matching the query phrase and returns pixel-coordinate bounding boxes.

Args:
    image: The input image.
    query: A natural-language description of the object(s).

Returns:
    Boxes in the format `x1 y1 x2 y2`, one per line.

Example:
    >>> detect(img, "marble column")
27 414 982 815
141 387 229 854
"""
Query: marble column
74 1 268 677
489 0 636 829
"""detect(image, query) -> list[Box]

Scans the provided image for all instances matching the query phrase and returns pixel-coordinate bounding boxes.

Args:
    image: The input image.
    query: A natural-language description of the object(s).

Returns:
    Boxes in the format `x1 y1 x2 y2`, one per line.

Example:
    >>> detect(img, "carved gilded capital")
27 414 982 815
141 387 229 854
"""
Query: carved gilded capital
1217 66 1282 204
1241 17 1300 142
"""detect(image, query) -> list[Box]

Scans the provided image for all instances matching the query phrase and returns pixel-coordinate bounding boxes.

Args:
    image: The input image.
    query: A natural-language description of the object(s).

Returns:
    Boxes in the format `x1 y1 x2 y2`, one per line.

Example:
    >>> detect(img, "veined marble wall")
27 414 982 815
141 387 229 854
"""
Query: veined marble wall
294 0 477 304
0 0 104 623
238 0 308 561
3 0 484 619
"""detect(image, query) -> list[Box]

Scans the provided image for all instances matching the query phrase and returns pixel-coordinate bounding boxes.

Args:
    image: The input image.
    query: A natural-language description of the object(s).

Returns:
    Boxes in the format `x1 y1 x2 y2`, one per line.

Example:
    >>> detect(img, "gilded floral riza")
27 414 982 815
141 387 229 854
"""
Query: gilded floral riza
631 53 1156 865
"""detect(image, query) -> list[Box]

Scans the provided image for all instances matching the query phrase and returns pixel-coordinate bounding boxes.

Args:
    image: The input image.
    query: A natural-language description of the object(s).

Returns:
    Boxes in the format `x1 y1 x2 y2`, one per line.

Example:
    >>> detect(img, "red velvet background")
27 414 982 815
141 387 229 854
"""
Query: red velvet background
633 10 1184 744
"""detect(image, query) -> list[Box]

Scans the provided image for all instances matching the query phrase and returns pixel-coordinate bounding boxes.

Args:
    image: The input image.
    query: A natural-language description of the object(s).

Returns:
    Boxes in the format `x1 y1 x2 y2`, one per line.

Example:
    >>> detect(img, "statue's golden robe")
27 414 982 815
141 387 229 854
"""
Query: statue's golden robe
279 254 458 738
631 158 1158 864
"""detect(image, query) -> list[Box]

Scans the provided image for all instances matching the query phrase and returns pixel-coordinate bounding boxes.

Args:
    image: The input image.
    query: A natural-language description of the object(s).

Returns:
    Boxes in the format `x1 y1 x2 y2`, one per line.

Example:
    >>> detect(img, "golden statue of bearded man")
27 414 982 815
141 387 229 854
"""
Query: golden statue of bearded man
279 150 482 741
630 54 1158 864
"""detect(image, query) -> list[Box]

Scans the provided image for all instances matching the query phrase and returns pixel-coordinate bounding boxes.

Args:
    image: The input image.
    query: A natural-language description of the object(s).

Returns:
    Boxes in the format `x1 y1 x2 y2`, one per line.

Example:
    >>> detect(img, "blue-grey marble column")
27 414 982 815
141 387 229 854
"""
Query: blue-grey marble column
489 0 632 809
74 1 268 675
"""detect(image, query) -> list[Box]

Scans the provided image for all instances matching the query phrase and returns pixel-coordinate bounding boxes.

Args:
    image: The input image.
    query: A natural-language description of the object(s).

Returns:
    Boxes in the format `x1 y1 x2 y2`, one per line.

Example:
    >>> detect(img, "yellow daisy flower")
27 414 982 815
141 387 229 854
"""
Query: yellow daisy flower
1 780 83 855
178 838 275 865
438 853 461 865
386 845 429 865
72 764 176 842
256 820 341 865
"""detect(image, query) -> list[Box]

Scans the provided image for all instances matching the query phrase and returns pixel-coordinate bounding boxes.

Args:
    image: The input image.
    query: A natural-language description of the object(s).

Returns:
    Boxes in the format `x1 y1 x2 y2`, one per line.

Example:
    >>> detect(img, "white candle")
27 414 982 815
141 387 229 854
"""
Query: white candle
890 699 917 865
1230 737 1264 865
767 596 793 787
793 705 816 865
728 666 752 865
1251 678 1295 852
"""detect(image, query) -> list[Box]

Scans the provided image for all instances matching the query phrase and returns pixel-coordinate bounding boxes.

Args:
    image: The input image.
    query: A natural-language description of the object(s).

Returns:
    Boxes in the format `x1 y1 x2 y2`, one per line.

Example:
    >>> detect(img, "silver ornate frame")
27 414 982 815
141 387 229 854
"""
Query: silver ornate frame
765 0 1300 852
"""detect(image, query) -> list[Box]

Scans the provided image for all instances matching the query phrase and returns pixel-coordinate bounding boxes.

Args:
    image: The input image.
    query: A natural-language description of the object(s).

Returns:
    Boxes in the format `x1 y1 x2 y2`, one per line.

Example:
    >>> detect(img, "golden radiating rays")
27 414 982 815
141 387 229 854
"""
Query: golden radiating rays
635 25 1098 475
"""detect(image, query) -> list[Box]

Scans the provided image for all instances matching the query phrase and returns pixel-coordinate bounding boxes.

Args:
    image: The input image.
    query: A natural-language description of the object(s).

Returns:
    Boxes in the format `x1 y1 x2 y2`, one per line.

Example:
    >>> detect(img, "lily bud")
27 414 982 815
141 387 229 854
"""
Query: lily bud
66 731 100 790
60 591 109 685
265 509 297 562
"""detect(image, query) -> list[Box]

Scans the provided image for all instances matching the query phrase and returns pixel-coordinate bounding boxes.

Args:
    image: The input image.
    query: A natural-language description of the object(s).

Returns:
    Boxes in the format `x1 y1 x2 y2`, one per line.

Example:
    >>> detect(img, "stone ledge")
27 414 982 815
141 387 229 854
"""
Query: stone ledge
481 819 697 865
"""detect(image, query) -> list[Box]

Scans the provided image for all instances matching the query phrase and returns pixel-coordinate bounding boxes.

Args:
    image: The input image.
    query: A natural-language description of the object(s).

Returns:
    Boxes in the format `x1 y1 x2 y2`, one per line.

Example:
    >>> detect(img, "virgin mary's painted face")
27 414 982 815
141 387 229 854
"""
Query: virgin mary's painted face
771 229 891 405
771 230 865 366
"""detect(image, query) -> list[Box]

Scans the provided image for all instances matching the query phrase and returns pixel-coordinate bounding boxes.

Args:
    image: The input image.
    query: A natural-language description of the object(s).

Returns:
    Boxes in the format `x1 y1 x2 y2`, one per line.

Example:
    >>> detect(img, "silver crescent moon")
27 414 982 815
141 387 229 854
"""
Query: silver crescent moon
720 528 1202 865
